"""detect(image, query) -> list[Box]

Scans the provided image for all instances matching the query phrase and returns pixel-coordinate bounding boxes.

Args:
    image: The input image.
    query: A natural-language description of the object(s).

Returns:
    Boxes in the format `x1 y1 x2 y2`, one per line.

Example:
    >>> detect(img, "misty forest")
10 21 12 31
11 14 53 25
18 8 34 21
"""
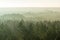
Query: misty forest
0 8 60 40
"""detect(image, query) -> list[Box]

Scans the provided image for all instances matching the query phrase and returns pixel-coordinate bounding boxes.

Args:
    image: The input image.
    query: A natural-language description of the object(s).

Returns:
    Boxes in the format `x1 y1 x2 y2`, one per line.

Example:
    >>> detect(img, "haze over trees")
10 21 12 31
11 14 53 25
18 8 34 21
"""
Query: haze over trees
0 8 60 40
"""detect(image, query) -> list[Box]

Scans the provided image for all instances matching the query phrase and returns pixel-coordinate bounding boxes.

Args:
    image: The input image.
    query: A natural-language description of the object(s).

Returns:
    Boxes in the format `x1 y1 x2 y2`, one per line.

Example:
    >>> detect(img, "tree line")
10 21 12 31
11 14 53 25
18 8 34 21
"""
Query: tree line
0 19 60 40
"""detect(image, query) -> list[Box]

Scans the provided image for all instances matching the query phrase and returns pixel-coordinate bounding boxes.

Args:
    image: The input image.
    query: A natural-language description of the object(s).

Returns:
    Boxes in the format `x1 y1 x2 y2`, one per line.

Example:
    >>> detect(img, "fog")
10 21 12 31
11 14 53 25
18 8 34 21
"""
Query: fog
0 7 60 15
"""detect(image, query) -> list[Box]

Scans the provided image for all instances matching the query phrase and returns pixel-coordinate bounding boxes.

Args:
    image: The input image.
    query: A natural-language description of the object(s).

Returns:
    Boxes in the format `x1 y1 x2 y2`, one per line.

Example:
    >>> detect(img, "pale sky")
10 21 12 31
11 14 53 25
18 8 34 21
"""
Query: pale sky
0 0 60 7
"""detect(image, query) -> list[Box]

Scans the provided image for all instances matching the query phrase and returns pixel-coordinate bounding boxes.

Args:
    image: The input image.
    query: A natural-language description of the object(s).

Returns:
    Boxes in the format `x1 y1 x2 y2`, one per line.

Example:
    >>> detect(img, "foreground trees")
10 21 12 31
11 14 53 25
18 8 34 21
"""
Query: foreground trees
0 20 60 40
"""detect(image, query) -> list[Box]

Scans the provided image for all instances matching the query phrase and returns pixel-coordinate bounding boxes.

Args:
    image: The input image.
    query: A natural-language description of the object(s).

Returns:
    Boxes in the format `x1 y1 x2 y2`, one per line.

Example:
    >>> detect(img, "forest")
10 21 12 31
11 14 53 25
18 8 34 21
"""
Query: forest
0 19 60 40
0 8 60 40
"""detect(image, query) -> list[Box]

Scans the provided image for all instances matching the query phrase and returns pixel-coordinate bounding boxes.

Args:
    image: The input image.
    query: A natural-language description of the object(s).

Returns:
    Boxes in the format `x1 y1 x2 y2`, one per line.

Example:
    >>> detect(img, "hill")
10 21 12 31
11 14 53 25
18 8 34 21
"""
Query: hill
0 14 24 21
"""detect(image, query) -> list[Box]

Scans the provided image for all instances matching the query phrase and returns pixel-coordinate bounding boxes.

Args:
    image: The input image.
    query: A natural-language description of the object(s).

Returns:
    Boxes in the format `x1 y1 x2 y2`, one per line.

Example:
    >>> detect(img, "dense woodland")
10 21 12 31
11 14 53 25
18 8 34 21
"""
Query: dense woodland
0 19 60 40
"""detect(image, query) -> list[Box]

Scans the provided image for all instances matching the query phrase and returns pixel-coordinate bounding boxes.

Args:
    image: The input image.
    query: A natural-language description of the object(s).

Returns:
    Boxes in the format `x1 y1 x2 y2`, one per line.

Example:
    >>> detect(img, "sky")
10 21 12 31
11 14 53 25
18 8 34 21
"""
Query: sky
0 0 60 7
0 0 60 15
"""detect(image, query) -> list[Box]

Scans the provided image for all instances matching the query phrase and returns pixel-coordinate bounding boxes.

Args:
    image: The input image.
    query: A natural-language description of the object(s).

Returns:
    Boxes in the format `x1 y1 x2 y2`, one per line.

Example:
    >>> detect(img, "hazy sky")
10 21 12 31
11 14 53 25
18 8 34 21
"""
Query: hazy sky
0 0 60 7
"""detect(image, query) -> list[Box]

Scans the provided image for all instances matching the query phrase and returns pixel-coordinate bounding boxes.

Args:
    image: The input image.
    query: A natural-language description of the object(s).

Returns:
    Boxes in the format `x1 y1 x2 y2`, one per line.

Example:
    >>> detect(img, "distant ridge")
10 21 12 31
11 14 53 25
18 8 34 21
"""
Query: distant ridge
0 14 24 21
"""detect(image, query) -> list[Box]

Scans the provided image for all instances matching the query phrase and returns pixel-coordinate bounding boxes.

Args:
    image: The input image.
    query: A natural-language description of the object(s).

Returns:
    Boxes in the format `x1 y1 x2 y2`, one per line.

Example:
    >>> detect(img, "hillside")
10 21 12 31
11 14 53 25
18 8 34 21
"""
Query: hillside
0 8 60 40
0 14 24 21
0 8 60 21
23 10 60 21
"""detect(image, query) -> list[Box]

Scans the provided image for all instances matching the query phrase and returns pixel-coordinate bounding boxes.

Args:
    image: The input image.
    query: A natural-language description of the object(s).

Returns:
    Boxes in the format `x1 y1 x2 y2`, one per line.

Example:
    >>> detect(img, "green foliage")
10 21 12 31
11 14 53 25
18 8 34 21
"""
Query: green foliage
0 20 60 40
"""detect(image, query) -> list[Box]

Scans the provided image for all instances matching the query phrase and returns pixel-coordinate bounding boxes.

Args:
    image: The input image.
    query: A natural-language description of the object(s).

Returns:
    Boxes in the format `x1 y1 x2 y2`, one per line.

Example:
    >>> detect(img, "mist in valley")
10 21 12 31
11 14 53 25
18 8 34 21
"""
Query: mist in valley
0 7 60 40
